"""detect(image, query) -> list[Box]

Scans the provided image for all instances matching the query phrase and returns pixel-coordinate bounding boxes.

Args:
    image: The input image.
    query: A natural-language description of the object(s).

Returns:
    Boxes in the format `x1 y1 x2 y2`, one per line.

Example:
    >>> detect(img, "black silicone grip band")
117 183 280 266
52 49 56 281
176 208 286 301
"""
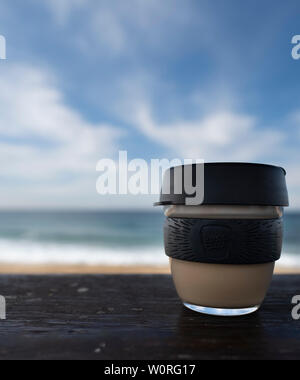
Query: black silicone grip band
164 217 283 265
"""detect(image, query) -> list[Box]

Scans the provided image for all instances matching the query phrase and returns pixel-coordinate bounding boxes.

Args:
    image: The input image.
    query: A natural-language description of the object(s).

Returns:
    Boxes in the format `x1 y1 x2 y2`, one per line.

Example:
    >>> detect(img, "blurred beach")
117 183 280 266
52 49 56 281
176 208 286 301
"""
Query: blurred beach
0 211 298 274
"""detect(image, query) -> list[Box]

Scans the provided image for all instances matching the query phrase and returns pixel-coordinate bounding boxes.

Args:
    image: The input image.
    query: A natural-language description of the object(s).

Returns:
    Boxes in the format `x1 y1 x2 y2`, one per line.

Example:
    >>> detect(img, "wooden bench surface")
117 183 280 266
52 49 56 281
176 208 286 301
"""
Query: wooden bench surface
0 274 299 360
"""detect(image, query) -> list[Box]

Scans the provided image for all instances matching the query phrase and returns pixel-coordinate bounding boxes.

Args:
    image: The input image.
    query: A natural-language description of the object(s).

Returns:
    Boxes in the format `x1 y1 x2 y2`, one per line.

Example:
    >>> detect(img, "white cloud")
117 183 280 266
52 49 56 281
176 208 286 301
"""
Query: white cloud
133 103 284 162
0 64 122 206
46 0 86 24
45 0 200 55
44 0 286 164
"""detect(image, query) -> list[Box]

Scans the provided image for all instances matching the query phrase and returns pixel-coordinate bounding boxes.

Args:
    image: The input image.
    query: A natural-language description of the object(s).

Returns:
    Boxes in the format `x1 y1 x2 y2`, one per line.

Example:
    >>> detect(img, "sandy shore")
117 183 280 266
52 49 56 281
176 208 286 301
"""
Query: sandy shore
0 263 171 274
0 263 298 275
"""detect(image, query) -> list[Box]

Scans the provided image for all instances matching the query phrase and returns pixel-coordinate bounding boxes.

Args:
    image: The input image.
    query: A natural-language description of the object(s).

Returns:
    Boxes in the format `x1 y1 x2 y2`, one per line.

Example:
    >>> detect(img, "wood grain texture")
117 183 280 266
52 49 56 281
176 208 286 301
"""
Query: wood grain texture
0 274 299 360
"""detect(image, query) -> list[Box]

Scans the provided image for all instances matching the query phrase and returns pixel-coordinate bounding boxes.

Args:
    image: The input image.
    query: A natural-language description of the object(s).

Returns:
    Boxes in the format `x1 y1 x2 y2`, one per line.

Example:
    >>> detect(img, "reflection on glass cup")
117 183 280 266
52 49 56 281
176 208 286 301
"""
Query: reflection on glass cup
155 163 289 316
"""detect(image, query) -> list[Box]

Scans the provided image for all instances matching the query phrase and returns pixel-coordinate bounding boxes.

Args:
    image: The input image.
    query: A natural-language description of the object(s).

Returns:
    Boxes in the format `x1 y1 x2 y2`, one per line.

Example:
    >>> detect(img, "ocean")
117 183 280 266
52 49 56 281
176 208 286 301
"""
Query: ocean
0 211 298 268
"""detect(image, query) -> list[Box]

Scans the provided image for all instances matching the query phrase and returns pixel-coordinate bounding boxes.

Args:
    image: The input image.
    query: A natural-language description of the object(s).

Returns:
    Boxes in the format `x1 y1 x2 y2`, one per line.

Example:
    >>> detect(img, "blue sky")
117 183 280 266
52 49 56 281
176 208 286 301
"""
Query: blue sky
0 0 299 209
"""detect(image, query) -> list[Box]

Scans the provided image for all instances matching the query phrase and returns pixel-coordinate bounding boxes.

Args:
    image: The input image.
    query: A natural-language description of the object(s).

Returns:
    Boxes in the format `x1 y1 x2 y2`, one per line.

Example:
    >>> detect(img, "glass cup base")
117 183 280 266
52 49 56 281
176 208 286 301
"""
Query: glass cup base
183 302 260 317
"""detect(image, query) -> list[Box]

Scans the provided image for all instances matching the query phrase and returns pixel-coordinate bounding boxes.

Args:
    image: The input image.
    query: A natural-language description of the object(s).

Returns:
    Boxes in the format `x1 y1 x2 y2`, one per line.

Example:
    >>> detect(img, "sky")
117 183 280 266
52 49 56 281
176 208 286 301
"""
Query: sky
0 0 299 209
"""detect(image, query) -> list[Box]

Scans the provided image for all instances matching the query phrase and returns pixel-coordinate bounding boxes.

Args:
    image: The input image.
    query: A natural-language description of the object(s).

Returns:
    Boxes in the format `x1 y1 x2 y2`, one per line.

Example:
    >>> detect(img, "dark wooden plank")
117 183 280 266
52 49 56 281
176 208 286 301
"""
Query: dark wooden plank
0 274 299 360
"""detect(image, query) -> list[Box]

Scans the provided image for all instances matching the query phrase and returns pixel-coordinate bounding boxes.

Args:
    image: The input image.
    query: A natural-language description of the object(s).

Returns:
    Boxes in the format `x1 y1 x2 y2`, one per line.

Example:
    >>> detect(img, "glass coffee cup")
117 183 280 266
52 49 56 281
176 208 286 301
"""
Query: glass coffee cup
155 163 289 316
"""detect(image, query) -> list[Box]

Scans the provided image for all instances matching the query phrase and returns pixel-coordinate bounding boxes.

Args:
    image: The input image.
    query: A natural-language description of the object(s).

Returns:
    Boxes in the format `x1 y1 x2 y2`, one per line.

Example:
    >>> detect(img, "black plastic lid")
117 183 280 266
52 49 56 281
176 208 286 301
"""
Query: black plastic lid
155 163 289 207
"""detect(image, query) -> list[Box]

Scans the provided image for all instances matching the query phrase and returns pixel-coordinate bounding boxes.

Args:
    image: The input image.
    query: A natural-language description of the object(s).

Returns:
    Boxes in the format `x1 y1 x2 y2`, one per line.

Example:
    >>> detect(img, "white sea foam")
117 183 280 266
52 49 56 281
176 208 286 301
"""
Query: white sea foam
0 239 298 268
0 239 168 266
277 254 300 268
